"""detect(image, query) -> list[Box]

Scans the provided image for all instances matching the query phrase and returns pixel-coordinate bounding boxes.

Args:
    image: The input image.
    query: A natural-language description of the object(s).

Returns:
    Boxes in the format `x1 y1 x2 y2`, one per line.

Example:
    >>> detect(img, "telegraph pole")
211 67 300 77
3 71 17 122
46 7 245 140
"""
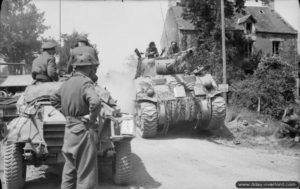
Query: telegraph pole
221 0 227 101
59 0 62 46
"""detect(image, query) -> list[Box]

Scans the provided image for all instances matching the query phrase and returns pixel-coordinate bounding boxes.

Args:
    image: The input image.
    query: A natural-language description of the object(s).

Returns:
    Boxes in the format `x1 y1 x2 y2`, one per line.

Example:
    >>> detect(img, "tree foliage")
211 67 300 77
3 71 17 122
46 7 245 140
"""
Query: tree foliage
230 56 296 118
0 0 48 72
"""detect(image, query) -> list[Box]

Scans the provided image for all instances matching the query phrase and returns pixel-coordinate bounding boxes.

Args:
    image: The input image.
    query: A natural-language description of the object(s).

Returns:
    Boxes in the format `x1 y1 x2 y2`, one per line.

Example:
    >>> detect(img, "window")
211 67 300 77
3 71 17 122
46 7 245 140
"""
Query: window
246 22 252 34
272 41 280 55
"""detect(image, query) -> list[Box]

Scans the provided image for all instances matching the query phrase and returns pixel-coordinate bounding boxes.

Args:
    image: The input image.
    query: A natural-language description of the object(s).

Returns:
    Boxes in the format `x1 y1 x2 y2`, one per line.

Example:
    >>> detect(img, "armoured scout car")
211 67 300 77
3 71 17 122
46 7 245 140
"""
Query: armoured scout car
134 48 227 138
0 62 33 140
1 80 136 189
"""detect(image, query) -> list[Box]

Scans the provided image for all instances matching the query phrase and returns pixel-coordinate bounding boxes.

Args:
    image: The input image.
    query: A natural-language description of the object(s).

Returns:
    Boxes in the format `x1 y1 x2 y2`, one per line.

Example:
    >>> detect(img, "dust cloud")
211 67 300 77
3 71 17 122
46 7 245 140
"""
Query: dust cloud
98 54 137 114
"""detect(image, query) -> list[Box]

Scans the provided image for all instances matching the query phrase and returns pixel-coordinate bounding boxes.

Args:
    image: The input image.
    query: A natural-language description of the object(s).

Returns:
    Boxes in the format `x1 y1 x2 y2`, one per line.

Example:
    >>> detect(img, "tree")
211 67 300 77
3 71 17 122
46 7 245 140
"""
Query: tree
182 0 251 83
0 0 49 73
231 55 296 118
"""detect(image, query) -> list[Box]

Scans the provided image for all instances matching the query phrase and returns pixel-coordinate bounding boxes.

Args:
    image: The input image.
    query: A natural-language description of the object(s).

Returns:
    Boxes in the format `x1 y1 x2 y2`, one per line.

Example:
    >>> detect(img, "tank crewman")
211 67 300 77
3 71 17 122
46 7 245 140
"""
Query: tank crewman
67 36 99 74
52 53 101 189
167 41 180 55
31 42 59 82
145 41 159 58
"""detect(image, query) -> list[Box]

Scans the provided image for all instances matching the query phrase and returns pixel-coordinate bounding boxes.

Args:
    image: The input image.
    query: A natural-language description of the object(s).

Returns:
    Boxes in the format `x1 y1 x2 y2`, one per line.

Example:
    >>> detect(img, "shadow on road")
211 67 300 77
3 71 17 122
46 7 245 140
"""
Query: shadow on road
23 153 160 189
99 153 161 189
151 122 235 143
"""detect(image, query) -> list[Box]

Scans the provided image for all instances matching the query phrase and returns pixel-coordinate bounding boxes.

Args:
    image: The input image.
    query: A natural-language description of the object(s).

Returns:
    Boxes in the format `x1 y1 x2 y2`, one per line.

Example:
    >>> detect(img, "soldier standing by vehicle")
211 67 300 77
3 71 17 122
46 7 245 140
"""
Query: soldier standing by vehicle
145 41 159 58
67 36 99 74
52 53 101 189
31 42 59 82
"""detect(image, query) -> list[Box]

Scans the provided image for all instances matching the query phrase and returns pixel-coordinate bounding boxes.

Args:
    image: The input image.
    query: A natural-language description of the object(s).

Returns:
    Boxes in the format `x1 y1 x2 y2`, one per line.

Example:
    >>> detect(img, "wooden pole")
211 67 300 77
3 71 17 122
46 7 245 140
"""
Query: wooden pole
297 62 300 98
221 0 227 101
59 0 61 44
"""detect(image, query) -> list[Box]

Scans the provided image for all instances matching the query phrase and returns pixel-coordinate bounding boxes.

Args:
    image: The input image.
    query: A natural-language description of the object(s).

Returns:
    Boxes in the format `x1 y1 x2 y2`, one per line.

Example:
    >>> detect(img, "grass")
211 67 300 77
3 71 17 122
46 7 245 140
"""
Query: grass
224 106 300 154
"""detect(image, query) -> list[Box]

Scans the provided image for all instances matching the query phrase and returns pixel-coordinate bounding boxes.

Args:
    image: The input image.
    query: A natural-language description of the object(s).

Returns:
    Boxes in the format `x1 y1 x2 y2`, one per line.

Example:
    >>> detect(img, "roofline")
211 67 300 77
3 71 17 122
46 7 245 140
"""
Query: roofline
256 31 298 35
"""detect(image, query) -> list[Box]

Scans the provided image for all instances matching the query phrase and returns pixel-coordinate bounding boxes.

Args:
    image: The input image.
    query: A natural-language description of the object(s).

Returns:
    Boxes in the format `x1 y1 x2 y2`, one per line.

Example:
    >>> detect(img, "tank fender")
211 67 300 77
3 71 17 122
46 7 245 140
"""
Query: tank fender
208 90 223 98
136 91 158 103
136 96 157 103
6 116 44 144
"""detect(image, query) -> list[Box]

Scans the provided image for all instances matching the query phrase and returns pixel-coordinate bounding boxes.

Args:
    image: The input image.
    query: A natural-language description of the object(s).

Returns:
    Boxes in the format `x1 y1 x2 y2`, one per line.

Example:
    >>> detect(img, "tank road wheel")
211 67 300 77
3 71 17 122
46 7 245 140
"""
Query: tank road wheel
0 122 8 140
138 102 158 138
198 96 226 132
4 143 26 189
113 142 132 185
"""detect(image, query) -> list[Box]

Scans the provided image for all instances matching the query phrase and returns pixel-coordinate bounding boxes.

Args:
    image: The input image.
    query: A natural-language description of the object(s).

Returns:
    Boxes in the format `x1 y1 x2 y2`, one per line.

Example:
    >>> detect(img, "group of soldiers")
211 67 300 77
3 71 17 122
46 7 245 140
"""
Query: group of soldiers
30 36 300 188
29 38 185 188
32 36 100 189
144 41 180 59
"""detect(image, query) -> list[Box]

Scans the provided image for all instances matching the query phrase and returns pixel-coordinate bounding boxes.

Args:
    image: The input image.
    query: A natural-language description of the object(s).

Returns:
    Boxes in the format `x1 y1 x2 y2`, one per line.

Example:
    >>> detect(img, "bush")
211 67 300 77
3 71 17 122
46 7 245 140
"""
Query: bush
230 55 296 119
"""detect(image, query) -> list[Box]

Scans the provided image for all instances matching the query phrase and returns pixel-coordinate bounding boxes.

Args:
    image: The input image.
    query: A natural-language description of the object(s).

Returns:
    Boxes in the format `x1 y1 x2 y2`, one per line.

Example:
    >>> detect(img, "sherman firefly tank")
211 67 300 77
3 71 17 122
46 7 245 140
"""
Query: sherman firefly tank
134 48 227 138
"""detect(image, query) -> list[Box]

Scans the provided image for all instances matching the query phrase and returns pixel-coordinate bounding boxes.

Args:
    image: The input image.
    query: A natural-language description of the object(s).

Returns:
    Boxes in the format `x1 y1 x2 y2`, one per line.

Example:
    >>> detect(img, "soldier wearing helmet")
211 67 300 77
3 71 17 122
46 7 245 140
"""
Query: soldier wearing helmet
52 53 101 189
167 41 180 56
31 41 59 82
67 36 99 74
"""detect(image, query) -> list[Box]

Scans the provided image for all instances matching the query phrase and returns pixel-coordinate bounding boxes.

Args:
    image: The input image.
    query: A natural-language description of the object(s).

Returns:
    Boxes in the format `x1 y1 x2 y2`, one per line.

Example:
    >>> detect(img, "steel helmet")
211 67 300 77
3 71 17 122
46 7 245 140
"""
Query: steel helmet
41 42 56 50
72 53 99 67
77 36 89 43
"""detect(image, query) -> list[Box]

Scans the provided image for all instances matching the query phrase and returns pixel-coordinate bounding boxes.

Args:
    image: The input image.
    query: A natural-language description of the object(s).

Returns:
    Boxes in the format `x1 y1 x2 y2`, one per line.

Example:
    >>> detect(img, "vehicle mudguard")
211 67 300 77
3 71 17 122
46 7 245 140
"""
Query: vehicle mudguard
6 116 44 144
136 93 157 103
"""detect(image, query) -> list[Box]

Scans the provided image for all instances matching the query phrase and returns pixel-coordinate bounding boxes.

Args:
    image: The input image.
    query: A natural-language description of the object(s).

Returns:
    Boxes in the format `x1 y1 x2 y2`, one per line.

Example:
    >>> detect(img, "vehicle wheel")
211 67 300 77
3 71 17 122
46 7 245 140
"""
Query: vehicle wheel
113 141 132 185
4 143 26 189
0 122 8 141
198 96 226 131
137 102 158 138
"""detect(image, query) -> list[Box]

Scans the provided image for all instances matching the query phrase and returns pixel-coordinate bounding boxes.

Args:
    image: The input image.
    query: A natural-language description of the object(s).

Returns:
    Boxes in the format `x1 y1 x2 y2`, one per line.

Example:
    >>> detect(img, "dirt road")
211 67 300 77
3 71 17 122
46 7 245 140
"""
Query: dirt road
10 126 296 189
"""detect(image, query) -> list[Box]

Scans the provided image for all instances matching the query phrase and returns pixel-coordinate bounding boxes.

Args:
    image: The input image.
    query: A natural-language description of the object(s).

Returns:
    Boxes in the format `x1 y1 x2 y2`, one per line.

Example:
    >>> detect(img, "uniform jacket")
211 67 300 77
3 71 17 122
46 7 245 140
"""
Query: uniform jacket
67 46 98 73
31 52 58 82
52 72 101 122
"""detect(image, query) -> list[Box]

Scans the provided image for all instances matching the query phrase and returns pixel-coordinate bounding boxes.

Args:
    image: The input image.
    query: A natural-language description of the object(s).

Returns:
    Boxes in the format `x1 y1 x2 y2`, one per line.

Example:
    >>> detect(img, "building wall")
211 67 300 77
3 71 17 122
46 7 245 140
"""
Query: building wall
254 32 298 64
179 30 198 50
245 0 300 55
161 9 179 51
274 0 300 55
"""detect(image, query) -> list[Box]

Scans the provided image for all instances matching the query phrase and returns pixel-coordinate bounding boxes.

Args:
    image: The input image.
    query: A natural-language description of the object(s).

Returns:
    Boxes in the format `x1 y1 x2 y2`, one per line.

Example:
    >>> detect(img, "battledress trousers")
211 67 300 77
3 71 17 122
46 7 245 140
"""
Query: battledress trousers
62 118 98 189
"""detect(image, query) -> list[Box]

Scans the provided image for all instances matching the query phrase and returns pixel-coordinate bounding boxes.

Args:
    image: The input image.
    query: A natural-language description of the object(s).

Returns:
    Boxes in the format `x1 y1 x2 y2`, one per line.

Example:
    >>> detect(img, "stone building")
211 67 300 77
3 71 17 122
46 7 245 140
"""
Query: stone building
161 4 298 65
161 4 198 51
236 6 298 65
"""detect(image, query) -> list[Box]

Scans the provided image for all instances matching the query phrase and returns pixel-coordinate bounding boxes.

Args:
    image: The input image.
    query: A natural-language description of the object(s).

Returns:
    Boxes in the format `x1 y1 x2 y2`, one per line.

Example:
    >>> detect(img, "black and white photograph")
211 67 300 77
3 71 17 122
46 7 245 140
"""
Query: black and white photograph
0 0 299 188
